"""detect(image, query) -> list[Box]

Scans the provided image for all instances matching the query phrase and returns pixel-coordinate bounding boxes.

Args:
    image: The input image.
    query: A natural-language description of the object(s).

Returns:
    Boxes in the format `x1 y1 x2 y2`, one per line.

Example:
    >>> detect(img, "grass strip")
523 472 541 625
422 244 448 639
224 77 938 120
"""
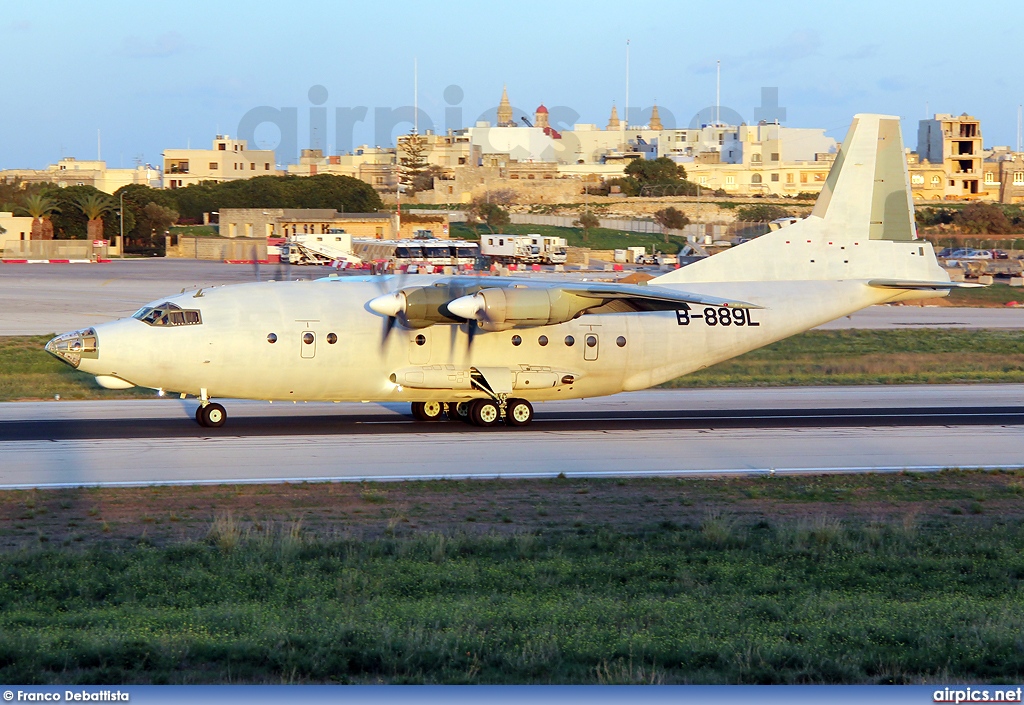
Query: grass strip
0 335 151 401
0 503 1022 684
663 328 1024 387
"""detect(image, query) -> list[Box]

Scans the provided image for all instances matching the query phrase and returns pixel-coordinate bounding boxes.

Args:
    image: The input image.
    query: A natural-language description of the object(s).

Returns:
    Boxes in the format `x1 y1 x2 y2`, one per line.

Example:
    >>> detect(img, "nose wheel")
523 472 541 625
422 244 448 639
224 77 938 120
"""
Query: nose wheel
196 402 227 428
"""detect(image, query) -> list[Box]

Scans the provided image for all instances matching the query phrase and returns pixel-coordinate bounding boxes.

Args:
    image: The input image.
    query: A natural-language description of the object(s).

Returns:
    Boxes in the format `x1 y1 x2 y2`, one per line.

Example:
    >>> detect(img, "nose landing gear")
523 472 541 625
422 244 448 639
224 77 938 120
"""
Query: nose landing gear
196 402 227 428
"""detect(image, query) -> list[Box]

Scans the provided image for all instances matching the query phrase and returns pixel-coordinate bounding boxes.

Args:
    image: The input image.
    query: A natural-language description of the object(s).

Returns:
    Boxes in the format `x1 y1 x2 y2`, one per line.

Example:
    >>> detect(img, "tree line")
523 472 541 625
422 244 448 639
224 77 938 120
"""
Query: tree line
0 174 383 253
916 203 1024 233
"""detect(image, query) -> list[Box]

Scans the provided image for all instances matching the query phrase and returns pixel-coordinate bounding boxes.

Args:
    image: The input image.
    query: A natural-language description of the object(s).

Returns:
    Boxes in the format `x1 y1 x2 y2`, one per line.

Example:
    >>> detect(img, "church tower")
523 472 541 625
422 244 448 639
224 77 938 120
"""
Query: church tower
497 86 514 127
606 104 620 130
535 104 549 128
649 103 663 130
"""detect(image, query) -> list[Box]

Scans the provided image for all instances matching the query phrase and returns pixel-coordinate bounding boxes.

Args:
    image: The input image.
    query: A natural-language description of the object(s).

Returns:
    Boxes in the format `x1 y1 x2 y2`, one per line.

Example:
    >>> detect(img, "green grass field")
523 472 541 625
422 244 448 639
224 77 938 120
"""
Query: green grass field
0 336 152 402
665 328 1024 387
5 329 1021 402
1 481 1023 684
946 284 1024 307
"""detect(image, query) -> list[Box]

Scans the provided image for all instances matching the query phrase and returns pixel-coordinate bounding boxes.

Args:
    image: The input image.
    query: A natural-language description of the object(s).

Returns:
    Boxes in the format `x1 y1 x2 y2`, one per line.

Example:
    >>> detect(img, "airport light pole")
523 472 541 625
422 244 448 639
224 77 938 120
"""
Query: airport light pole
118 190 124 259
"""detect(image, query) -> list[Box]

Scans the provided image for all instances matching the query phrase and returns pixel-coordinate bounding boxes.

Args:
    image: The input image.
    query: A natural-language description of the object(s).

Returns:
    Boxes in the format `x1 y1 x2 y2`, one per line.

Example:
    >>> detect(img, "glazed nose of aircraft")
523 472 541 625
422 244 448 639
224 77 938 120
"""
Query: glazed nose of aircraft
45 328 99 369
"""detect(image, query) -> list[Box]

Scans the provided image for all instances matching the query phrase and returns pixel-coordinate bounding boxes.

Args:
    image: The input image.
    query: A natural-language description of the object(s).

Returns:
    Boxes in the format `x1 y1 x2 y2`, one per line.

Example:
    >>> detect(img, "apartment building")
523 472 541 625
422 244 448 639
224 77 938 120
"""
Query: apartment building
917 114 984 199
162 136 277 189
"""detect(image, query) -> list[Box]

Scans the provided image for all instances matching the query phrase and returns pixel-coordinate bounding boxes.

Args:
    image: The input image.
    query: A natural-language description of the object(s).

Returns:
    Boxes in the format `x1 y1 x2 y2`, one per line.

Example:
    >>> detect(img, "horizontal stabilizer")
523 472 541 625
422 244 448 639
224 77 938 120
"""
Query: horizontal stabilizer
867 279 984 290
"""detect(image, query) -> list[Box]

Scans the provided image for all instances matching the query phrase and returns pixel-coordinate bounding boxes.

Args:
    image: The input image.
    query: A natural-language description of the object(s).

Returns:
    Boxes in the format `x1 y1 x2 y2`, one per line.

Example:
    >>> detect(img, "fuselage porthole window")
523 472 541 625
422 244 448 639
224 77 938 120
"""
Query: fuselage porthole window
538 335 548 346
267 333 278 344
564 335 575 347
415 334 426 346
303 333 315 345
586 335 597 348
511 335 522 346
327 333 338 344
616 336 626 347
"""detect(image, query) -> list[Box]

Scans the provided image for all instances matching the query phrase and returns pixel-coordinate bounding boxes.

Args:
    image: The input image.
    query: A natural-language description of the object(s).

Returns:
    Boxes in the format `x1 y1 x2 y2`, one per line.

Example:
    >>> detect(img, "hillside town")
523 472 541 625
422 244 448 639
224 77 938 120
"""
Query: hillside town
1 89 1023 270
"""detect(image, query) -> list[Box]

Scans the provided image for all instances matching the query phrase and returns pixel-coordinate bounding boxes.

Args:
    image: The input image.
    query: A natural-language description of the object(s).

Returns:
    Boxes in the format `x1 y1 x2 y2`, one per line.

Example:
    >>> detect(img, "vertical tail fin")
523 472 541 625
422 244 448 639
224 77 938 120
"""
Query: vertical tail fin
653 114 947 285
810 114 917 242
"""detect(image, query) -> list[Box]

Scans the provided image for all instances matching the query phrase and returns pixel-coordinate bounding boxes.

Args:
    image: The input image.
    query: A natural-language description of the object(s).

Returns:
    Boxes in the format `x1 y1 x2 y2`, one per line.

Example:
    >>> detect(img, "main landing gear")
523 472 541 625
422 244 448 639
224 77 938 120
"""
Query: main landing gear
195 402 227 428
411 399 535 427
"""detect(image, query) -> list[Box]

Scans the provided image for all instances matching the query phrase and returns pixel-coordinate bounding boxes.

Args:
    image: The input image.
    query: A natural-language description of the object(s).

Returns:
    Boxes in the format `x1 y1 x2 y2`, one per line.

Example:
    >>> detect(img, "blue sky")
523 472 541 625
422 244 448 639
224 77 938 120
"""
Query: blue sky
1 0 1021 168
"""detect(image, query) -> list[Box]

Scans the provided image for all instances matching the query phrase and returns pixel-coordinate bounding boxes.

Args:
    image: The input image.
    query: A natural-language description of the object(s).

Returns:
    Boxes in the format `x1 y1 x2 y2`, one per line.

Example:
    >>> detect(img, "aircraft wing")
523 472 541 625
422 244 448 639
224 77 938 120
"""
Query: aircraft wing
371 277 767 331
556 282 763 310
867 279 984 290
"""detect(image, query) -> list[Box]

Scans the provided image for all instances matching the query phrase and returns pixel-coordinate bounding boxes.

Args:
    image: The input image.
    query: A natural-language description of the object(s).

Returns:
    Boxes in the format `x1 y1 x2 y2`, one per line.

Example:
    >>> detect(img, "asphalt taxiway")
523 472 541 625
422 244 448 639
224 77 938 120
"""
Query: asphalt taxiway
0 386 1020 489
1 260 1021 334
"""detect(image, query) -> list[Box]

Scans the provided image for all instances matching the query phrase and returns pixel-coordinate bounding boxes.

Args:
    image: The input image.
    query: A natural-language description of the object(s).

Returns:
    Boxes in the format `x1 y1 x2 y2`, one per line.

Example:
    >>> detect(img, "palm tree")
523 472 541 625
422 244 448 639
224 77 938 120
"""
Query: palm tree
22 193 59 240
73 192 115 241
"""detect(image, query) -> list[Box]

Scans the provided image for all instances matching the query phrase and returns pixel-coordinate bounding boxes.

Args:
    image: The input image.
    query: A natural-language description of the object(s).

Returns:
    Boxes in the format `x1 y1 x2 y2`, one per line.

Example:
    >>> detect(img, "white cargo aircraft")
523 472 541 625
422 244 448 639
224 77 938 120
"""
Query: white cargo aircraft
47 115 969 428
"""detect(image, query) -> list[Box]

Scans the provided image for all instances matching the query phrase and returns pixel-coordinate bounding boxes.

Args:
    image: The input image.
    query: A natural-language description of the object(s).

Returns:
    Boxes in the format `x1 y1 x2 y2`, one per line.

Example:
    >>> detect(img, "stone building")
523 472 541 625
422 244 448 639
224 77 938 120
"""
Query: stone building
0 158 160 194
987 151 1024 203
216 208 450 240
287 147 398 191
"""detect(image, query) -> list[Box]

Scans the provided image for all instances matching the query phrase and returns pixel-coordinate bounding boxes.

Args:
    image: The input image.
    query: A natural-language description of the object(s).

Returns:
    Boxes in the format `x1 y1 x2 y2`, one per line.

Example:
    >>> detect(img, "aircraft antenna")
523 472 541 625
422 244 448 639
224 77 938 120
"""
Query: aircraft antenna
414 57 418 135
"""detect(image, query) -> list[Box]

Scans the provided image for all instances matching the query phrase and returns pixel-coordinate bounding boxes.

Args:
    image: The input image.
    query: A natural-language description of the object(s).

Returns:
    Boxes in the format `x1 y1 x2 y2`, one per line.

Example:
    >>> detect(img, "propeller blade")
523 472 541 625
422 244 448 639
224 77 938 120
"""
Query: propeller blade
382 315 398 346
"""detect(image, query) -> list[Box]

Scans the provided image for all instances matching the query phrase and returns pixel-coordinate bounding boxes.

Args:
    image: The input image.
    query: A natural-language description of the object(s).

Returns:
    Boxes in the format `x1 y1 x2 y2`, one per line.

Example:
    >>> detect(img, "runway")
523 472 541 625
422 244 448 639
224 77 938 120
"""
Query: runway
1 386 1021 489
1 260 1022 334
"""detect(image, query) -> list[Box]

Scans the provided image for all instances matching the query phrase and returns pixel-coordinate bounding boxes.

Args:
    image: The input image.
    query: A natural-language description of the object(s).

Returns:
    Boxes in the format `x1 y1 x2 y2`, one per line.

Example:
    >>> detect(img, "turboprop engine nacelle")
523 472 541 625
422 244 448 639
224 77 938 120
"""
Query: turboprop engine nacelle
369 283 487 328
446 287 596 331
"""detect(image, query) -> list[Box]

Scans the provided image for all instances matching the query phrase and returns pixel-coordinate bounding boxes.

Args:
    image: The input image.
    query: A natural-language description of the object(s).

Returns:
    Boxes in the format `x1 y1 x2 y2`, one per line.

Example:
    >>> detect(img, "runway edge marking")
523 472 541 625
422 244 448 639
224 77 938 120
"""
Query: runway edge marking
2 464 1023 490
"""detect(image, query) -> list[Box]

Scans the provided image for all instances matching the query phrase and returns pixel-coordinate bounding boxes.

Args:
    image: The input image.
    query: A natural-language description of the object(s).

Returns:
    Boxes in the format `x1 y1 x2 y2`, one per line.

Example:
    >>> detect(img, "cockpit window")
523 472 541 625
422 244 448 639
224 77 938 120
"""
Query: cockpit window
133 302 202 327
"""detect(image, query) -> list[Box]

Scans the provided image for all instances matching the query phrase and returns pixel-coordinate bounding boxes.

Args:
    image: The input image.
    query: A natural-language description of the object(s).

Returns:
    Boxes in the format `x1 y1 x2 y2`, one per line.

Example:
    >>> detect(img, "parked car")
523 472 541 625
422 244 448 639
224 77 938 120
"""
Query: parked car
945 248 992 261
992 250 1009 260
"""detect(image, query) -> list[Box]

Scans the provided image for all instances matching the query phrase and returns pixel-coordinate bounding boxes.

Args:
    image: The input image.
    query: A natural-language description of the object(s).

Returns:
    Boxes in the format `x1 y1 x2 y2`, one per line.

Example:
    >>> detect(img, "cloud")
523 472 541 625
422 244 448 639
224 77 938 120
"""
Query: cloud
121 31 191 59
877 76 911 92
841 43 881 61
688 30 822 74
